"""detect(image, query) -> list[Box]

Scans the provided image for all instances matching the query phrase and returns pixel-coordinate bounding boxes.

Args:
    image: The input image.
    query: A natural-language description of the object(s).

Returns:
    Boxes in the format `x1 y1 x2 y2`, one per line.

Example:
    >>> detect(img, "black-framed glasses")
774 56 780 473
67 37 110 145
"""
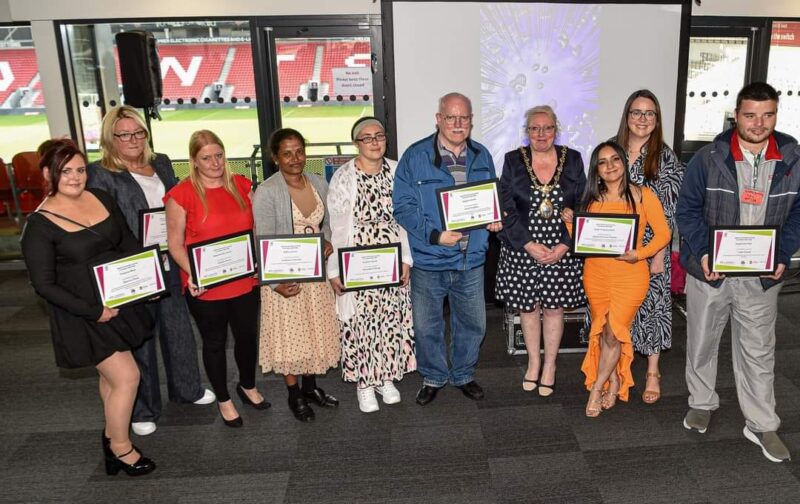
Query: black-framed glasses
114 129 148 142
628 109 657 121
526 125 556 135
441 114 472 125
355 133 387 144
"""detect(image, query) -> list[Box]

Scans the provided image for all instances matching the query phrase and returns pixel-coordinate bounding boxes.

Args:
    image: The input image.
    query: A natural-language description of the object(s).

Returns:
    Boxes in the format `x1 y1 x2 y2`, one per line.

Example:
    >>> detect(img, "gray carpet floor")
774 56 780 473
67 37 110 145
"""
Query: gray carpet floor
0 269 799 504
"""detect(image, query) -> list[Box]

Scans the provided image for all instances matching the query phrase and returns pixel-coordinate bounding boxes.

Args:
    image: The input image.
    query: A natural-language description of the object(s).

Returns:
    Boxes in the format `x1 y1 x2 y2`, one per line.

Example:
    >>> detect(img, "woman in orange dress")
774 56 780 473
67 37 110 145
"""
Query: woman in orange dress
579 141 670 417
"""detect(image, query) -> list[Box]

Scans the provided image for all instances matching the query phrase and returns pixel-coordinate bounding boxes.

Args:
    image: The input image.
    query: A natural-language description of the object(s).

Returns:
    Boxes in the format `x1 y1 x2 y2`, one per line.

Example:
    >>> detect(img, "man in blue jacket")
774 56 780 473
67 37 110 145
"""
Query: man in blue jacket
393 92 502 405
676 82 800 462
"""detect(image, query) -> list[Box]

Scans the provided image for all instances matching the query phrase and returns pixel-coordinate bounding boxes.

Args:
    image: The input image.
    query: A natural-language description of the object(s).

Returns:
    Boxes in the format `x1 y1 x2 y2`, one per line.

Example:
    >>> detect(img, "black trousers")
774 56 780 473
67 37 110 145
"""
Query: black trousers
185 288 259 402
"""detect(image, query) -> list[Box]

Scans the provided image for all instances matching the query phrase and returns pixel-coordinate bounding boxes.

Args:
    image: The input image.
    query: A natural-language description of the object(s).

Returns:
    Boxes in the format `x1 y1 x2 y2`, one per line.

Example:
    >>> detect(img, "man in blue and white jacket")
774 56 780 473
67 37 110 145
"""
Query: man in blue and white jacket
393 92 502 406
676 82 800 462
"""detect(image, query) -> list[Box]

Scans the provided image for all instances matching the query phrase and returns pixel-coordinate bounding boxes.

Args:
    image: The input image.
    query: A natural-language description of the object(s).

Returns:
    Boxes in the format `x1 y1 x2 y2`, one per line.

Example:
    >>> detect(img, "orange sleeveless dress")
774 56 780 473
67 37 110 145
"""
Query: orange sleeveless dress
580 187 670 401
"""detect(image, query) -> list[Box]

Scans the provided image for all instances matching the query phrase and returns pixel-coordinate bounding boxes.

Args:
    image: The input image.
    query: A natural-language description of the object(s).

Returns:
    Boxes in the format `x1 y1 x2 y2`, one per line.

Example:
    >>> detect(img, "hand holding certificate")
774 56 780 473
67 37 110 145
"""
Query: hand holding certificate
437 179 503 232
257 234 325 284
709 226 779 276
338 243 402 291
91 246 167 308
187 231 256 289
572 213 639 257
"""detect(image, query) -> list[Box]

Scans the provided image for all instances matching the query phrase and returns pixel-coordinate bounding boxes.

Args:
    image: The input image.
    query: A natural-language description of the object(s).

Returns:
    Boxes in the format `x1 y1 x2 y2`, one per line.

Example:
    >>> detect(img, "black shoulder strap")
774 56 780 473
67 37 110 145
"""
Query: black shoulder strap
36 209 114 247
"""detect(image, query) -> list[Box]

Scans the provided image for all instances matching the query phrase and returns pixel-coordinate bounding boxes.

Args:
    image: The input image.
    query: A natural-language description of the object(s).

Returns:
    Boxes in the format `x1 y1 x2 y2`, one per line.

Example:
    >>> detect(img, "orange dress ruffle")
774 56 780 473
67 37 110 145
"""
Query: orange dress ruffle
580 188 671 401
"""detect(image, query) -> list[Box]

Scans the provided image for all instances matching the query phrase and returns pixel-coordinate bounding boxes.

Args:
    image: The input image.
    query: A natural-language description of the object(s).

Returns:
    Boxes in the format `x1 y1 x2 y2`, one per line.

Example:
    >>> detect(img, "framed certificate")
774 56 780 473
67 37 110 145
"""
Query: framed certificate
90 246 167 308
338 243 402 292
257 234 325 284
436 178 503 232
187 231 256 289
572 213 639 257
709 226 779 276
138 207 168 251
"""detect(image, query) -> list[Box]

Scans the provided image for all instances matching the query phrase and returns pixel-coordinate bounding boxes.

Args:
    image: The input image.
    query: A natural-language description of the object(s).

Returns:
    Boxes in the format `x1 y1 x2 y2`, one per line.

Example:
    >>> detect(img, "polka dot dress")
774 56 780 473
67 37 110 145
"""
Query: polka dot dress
259 188 341 375
495 182 586 311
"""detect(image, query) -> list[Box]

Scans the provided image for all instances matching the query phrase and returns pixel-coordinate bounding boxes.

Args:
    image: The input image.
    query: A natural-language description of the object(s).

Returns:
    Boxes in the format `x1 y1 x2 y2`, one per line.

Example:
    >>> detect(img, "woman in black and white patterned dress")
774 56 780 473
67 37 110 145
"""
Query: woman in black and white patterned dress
327 117 416 413
613 90 684 404
496 106 586 396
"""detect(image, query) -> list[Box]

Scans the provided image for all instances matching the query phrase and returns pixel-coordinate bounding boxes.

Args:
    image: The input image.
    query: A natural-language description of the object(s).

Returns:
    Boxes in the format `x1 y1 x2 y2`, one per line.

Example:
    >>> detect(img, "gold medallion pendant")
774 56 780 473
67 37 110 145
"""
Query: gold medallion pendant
539 199 554 219
520 145 568 218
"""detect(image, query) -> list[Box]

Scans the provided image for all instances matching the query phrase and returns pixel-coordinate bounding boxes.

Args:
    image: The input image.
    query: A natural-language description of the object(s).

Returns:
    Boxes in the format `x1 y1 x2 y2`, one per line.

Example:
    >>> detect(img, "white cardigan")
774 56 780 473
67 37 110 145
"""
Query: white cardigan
326 157 413 321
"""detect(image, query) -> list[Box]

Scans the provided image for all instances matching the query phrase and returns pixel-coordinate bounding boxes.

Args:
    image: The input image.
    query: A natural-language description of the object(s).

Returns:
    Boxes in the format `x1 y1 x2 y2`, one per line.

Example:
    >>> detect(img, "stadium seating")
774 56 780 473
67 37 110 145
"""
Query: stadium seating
0 48 42 106
11 151 43 214
318 41 371 96
275 42 317 99
226 43 256 100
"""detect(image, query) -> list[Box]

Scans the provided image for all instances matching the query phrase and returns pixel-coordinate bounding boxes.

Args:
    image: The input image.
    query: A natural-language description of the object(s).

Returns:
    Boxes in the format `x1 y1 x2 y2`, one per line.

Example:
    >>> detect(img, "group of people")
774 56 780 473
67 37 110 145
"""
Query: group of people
20 81 799 477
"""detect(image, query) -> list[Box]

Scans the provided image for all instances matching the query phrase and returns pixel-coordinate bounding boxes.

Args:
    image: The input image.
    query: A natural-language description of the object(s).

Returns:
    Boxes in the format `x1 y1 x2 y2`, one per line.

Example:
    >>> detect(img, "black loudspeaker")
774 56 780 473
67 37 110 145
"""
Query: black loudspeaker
115 31 162 108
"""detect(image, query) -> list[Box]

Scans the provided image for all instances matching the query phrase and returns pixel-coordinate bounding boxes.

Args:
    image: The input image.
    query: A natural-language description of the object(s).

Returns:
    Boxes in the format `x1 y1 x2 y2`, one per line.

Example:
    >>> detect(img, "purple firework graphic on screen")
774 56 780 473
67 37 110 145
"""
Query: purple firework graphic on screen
480 4 600 171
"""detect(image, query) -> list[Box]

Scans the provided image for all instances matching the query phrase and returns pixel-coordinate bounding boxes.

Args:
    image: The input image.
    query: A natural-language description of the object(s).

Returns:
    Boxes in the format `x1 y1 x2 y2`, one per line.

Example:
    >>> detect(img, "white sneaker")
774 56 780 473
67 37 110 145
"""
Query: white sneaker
376 381 401 404
357 387 379 413
193 388 216 405
131 421 157 436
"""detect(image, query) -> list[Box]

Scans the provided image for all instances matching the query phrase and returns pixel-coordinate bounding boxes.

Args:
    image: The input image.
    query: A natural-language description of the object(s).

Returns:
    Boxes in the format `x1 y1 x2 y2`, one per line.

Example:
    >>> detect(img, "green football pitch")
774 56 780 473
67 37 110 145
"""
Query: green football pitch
0 104 371 163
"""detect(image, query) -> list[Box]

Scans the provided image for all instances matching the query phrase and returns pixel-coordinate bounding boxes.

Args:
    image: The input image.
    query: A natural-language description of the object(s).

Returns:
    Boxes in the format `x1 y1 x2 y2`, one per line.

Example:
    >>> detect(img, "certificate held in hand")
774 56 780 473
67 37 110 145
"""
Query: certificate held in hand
709 226 779 276
138 207 168 251
91 246 168 308
338 243 402 292
257 234 325 284
436 179 502 232
187 231 256 289
572 213 639 257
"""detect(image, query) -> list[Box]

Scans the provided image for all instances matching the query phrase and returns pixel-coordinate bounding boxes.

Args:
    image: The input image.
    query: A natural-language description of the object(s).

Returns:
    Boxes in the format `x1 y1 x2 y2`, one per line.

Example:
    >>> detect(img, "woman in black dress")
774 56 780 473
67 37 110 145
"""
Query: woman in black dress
21 139 156 477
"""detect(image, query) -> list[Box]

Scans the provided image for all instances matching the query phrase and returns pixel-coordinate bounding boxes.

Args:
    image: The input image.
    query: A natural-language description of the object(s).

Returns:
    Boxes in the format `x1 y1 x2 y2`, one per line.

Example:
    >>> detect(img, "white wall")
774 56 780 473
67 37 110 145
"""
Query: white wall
9 0 379 20
693 0 800 18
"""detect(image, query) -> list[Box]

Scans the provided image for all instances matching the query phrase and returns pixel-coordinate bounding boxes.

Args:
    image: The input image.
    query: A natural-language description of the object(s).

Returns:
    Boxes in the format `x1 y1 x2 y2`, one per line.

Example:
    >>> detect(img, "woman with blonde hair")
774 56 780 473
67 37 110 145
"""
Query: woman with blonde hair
165 130 269 428
88 106 215 438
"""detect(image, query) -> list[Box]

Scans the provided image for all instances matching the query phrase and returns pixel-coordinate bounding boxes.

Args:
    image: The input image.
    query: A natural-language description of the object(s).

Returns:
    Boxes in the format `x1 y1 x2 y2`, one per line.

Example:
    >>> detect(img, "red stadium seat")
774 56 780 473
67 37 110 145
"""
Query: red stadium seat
0 159 14 216
0 48 42 106
11 151 43 213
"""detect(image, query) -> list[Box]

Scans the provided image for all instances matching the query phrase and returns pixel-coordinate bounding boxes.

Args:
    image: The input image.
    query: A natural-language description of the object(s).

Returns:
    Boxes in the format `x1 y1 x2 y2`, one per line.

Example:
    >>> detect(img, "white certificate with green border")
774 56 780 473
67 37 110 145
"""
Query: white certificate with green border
436 178 502 232
188 231 256 289
258 234 325 284
572 213 639 257
710 226 779 275
91 246 167 308
338 243 402 291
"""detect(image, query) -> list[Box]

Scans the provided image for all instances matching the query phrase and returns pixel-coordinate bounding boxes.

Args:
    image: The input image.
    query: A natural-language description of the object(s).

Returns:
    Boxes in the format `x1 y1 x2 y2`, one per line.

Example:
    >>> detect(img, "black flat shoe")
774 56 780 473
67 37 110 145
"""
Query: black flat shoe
222 415 243 428
289 397 315 422
237 384 271 410
458 381 485 401
415 385 440 406
105 446 156 477
304 388 339 408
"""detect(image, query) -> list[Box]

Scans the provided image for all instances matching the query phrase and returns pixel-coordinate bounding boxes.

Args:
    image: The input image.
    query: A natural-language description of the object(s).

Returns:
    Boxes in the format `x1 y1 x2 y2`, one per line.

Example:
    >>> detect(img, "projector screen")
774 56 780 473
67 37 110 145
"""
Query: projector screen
391 2 685 172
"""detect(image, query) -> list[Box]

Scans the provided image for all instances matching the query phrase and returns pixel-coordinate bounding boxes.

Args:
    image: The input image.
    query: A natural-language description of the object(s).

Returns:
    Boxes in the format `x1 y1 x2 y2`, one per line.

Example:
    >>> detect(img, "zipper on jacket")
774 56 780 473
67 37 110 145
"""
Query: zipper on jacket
417 179 442 185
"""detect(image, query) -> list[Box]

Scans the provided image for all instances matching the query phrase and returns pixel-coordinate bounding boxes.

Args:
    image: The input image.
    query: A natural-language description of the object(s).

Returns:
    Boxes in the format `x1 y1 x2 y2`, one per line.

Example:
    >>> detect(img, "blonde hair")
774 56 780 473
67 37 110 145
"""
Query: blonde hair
524 105 560 136
188 129 247 218
98 105 155 172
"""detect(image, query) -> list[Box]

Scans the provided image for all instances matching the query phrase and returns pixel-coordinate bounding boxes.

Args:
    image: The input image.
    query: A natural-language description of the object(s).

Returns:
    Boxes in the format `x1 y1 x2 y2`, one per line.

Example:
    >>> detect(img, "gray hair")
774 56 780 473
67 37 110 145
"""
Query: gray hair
524 105 559 135
438 92 473 114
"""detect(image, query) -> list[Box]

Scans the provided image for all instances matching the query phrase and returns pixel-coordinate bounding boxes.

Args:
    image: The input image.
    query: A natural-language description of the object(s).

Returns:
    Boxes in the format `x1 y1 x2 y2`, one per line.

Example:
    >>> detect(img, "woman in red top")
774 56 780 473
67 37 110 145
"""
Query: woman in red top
165 130 269 428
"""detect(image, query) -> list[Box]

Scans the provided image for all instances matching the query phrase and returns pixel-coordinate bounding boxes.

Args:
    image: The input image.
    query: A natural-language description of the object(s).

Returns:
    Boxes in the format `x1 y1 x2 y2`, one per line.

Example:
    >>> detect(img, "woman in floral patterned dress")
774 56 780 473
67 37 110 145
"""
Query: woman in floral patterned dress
327 117 416 413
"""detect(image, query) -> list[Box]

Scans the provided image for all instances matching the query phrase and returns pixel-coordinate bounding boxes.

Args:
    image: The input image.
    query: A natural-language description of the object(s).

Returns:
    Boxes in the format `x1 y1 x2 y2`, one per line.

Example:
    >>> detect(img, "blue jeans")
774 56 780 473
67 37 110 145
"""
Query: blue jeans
410 266 486 388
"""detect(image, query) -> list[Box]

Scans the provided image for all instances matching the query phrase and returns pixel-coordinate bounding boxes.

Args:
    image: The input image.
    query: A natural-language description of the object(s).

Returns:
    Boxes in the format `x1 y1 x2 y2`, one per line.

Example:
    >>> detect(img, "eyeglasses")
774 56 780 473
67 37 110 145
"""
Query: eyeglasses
113 129 148 142
628 109 657 121
441 114 472 125
526 125 556 135
355 133 387 144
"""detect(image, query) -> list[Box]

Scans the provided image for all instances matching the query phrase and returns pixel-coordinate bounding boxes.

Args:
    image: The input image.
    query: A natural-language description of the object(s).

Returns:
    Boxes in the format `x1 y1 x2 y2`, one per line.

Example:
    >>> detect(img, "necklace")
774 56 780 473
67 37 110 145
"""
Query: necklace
519 145 567 219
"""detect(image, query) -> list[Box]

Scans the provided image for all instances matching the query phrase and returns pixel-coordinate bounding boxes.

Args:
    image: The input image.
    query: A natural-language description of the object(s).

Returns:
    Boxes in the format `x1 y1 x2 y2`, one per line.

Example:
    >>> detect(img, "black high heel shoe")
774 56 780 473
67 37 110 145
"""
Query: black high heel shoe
237 384 271 410
104 444 156 477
